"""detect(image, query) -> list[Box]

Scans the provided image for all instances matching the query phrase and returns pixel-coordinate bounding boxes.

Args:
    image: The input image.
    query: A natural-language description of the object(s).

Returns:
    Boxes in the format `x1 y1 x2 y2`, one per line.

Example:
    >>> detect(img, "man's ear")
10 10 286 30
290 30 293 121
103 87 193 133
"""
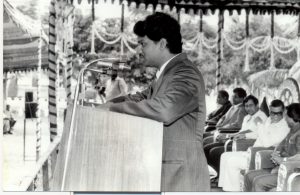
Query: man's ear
159 38 167 50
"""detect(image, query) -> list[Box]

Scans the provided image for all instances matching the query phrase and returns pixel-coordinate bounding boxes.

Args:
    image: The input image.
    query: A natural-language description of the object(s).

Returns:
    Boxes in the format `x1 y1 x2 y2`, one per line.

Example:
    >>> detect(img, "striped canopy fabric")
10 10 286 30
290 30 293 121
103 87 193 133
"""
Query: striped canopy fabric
3 0 48 73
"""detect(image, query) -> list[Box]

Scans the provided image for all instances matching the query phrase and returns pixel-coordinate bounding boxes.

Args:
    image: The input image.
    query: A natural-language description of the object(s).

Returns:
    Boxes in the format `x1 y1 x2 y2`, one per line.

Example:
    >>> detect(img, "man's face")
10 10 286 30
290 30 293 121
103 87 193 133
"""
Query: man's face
216 94 227 105
137 36 161 68
244 99 258 116
232 93 243 105
269 106 284 123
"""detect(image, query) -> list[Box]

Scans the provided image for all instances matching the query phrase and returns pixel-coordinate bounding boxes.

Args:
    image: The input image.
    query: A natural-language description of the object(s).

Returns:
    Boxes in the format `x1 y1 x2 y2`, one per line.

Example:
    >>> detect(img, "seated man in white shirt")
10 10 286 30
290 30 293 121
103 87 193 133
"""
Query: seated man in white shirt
218 99 290 191
207 95 266 174
105 69 128 101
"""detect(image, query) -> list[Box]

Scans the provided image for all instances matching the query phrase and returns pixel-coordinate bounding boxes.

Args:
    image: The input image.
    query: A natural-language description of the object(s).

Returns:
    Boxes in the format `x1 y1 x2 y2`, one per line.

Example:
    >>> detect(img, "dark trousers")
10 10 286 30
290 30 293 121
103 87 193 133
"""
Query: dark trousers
243 169 277 191
204 143 233 174
204 142 232 174
209 145 232 174
203 131 215 139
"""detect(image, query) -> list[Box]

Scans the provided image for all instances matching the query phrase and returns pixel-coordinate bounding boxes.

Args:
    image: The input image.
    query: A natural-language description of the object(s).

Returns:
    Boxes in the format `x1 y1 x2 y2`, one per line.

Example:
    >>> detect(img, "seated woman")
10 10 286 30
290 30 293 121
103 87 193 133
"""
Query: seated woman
218 99 290 191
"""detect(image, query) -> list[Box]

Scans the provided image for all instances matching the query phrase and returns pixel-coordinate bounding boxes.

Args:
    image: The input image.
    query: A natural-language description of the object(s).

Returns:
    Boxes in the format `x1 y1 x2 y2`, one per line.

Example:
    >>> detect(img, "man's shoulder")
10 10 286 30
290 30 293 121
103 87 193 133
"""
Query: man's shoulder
255 110 268 120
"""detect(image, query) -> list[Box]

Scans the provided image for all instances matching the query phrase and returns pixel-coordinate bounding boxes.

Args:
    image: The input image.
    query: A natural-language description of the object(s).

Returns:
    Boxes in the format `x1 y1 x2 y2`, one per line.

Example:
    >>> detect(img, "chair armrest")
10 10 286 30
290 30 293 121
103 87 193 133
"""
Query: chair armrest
206 120 217 125
224 139 233 152
246 147 274 171
255 150 275 170
232 139 256 152
213 131 237 142
277 160 300 191
218 129 240 133
287 172 300 191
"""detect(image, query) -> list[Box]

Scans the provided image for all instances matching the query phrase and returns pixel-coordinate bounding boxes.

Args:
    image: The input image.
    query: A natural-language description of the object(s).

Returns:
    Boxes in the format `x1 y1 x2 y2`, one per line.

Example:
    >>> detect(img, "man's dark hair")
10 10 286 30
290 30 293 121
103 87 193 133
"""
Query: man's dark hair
133 12 182 54
218 90 229 100
243 95 259 106
270 99 285 110
233 88 247 99
286 103 300 123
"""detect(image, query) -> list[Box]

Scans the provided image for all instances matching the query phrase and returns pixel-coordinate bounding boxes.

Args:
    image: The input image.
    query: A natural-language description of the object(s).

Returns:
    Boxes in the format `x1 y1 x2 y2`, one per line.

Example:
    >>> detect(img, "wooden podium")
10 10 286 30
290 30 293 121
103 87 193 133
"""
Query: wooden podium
52 105 163 191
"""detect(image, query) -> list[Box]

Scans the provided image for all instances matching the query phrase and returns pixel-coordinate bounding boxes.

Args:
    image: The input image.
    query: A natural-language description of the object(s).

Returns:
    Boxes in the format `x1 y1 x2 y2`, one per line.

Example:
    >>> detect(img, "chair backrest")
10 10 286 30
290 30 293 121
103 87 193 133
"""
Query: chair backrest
233 139 256 152
260 96 269 117
255 150 274 170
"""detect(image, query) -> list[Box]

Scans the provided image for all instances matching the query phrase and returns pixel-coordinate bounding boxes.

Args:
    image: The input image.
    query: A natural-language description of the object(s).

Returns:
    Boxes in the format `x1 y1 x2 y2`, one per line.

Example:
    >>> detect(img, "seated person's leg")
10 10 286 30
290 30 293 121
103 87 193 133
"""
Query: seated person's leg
209 145 232 174
205 125 216 132
10 118 16 128
3 119 10 134
219 151 248 191
204 142 225 165
203 131 215 139
203 135 214 147
243 169 272 192
252 173 278 192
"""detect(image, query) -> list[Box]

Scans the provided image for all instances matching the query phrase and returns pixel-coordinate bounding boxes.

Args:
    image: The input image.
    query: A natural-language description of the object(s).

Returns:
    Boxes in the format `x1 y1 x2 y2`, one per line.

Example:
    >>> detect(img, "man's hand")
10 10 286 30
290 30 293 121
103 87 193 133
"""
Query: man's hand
216 133 227 142
271 152 283 165
96 102 112 110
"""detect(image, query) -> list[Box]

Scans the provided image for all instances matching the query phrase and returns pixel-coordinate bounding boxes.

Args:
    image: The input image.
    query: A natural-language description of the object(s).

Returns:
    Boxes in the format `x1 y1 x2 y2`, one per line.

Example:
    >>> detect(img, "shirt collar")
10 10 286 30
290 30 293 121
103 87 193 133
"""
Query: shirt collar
233 103 242 108
155 53 181 80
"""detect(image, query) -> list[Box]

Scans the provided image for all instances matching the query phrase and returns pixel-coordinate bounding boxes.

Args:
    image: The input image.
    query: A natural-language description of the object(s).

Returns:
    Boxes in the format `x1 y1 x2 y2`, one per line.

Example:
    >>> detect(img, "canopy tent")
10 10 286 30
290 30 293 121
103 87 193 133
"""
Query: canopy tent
3 0 48 72
45 0 300 143
6 0 299 190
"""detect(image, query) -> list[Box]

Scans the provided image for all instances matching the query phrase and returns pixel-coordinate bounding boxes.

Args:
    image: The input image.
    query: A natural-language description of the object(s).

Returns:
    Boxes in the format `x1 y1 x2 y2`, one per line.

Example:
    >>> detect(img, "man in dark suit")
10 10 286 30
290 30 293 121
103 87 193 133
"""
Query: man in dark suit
107 12 210 191
205 90 232 132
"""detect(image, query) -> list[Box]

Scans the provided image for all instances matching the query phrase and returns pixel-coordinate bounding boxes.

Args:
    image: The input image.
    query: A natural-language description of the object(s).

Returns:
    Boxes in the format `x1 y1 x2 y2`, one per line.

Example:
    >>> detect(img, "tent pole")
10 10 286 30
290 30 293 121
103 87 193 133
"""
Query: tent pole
216 9 224 91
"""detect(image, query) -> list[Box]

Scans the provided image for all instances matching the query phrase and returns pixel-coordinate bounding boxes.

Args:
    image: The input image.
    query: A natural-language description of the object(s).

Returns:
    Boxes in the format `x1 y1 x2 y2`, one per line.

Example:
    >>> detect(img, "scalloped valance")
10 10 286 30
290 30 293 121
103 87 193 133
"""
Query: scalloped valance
72 0 300 15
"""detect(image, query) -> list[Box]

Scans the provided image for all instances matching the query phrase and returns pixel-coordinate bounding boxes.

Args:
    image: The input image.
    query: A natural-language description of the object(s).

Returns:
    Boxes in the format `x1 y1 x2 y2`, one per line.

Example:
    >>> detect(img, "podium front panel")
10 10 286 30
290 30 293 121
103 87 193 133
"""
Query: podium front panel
52 105 163 191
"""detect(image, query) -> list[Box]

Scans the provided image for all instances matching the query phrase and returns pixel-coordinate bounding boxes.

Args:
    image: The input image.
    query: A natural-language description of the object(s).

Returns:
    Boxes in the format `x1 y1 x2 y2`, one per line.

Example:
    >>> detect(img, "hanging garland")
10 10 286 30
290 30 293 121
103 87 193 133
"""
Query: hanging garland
249 36 271 53
223 34 247 51
93 24 138 53
94 25 122 44
183 37 200 51
91 18 298 72
272 37 298 54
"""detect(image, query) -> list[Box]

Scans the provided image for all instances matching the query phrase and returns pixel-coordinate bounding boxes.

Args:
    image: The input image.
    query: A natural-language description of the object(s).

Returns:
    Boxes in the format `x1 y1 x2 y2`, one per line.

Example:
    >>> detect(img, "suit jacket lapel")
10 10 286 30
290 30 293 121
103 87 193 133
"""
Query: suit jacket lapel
151 53 187 97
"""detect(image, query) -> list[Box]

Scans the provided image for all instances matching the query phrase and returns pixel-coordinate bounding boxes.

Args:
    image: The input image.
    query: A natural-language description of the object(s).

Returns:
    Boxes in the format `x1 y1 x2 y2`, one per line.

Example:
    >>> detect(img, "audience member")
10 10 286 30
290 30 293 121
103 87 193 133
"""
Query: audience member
203 88 247 141
205 90 232 132
244 103 300 192
3 105 16 134
203 88 247 160
218 99 290 191
105 69 128 101
205 95 264 173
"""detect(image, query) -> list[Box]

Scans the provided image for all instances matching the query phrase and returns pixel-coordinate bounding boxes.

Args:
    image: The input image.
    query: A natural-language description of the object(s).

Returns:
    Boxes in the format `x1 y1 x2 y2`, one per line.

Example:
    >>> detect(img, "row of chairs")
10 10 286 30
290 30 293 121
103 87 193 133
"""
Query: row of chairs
224 139 300 191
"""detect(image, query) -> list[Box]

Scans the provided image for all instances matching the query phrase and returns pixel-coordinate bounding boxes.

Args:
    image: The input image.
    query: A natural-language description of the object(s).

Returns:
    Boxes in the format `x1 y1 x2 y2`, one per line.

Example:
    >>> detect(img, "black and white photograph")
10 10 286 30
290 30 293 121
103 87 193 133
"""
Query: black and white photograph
1 0 300 193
